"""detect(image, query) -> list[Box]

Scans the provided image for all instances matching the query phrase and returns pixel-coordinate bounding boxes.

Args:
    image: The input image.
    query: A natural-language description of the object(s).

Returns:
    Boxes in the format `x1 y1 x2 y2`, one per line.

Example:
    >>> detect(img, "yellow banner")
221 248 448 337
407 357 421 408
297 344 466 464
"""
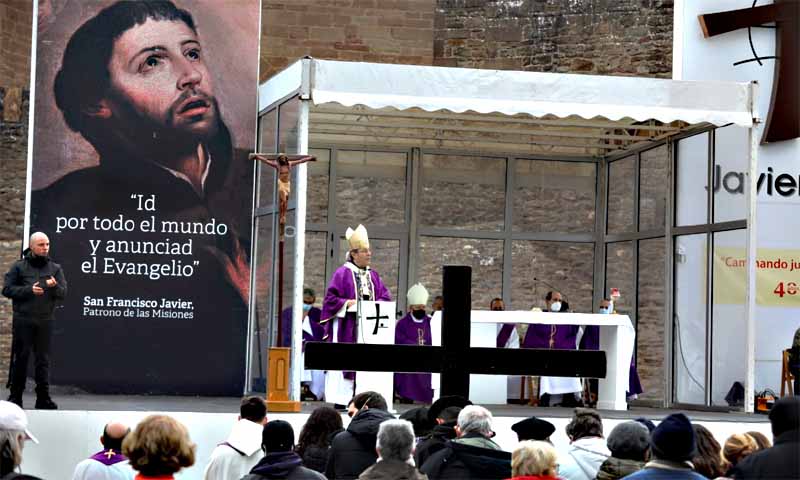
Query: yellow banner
714 248 800 306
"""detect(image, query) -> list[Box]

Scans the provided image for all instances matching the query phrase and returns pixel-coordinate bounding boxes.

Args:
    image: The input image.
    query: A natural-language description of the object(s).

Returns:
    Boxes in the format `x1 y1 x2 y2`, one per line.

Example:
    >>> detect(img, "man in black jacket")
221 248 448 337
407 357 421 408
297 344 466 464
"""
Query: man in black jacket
414 395 472 467
732 396 799 479
325 391 394 479
420 405 511 480
2 232 66 409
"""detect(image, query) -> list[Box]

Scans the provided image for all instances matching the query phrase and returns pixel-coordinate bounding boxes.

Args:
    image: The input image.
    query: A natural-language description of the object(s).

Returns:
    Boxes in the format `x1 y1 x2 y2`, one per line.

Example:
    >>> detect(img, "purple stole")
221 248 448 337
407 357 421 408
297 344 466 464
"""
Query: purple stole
90 448 127 466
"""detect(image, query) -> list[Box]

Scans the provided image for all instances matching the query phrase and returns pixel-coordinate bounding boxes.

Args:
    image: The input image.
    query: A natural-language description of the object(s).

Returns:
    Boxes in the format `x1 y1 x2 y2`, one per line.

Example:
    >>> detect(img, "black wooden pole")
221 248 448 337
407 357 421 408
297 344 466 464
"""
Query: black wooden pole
441 265 471 397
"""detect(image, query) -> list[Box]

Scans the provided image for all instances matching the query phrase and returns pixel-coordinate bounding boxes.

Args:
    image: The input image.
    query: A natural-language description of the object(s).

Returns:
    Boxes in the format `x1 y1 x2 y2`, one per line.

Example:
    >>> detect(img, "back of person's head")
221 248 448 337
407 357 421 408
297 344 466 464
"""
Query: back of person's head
606 421 650 461
262 420 294 453
427 395 471 424
101 422 130 452
511 440 559 477
0 401 37 475
399 407 432 438
649 413 696 462
722 433 758 470
240 396 268 424
769 395 800 437
634 417 657 433
123 415 195 476
691 424 725 479
297 406 343 454
745 430 771 450
376 419 415 462
565 408 603 441
511 416 556 442
350 391 388 411
440 406 462 423
457 405 493 437
54 1 197 144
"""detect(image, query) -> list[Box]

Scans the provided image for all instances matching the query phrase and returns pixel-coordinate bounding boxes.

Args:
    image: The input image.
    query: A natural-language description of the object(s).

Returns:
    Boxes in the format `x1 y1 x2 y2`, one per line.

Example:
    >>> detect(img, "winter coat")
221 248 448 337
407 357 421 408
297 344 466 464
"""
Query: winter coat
594 457 645 480
414 422 457 468
2 249 67 319
558 436 610 480
325 409 396 480
623 460 709 480
299 444 330 474
731 430 800 480
241 451 326 480
419 433 511 480
357 460 428 480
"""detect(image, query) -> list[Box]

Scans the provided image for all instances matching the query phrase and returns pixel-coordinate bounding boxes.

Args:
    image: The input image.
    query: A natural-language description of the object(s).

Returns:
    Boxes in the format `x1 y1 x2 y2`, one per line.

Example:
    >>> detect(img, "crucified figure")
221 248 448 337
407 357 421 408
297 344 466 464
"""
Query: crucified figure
250 153 316 236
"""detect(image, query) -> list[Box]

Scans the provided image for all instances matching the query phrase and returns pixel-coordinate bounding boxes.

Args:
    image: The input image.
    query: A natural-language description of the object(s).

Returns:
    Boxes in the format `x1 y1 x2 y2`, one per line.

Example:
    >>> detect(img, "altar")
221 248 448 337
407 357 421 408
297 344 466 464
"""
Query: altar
431 310 635 410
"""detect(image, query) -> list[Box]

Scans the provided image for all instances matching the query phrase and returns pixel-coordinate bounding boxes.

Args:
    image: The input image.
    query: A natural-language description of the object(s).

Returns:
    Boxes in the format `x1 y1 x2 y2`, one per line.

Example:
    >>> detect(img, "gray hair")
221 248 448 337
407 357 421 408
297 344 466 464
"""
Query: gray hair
376 419 415 462
0 430 25 472
458 405 493 437
29 232 48 244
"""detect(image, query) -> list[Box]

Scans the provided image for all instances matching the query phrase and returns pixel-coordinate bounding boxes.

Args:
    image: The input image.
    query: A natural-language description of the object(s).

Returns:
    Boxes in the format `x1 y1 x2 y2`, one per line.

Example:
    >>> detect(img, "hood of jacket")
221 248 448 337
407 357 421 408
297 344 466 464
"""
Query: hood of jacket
360 460 427 480
563 436 610 478
448 435 511 477
347 408 396 447
596 456 645 480
250 451 302 478
430 422 457 440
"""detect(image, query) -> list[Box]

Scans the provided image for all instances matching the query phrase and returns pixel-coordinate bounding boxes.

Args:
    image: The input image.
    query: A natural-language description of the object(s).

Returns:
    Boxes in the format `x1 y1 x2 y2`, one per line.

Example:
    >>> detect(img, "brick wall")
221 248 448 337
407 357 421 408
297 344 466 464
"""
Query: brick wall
260 0 436 82
0 0 33 88
435 0 673 78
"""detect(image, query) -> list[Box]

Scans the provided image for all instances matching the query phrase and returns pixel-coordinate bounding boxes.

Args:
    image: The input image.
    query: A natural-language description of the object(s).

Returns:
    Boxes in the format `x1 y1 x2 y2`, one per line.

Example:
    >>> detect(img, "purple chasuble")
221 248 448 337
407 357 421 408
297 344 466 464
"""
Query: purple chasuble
279 306 324 349
90 448 127 466
578 324 643 396
321 263 391 380
497 323 517 348
522 320 580 350
393 312 433 403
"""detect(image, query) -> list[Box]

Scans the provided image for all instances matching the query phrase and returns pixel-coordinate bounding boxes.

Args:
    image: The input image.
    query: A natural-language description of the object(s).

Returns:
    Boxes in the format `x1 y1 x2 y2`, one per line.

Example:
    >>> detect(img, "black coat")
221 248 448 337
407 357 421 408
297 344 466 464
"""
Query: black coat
419 434 511 480
2 250 66 319
241 451 326 480
414 423 457 468
301 444 331 474
325 409 395 480
732 430 800 479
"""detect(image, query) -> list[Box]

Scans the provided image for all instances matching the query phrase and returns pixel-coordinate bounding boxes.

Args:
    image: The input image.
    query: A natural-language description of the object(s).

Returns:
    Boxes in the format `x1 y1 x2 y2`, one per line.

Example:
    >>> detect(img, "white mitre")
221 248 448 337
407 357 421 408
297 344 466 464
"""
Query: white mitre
346 224 370 250
407 283 429 306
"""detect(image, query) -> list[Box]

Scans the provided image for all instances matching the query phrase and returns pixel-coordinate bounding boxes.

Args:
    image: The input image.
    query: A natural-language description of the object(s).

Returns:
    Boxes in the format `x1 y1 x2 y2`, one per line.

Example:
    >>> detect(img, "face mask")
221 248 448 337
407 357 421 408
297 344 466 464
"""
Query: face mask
550 301 562 312
302 303 312 312
412 309 427 320
598 307 610 314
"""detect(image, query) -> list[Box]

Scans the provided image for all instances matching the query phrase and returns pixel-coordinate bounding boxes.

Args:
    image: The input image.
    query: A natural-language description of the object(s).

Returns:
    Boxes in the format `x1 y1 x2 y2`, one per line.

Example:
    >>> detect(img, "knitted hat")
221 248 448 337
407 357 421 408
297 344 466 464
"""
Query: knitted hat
650 413 696 461
262 420 294 453
607 421 650 460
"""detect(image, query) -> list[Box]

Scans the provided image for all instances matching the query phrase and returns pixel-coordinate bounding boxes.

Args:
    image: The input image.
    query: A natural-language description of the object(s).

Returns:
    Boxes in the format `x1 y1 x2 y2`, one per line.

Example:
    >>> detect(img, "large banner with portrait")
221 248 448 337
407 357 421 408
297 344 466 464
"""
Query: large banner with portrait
26 0 260 394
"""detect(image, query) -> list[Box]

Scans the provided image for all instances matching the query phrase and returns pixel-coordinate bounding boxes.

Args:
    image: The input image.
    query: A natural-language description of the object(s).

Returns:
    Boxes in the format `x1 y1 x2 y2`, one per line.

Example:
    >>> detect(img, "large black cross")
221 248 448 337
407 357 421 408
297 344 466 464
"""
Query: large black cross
699 1 799 143
305 265 606 398
366 302 390 335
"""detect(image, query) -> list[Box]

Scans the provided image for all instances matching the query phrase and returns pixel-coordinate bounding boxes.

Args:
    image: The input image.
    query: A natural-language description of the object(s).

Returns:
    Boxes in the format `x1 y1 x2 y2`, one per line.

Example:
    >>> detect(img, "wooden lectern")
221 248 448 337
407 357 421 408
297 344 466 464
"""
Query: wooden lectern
267 347 301 412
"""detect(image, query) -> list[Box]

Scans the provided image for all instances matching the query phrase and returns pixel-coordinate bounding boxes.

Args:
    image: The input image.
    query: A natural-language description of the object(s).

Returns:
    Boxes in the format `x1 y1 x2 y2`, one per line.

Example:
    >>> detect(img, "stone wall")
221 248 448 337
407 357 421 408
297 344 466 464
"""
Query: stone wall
0 1 33 88
260 0 436 82
435 0 673 78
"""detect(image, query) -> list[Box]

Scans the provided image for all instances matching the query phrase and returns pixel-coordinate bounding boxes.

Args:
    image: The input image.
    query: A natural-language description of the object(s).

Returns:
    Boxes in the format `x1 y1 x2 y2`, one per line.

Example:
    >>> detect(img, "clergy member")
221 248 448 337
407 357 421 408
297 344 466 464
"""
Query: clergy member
493 298 519 349
522 290 582 407
394 283 434 404
279 288 326 400
320 224 392 406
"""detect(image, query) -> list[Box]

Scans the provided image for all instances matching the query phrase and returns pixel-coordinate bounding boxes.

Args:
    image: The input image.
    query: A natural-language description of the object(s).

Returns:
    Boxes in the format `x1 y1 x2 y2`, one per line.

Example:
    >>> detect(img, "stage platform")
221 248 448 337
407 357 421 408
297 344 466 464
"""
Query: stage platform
17 391 770 480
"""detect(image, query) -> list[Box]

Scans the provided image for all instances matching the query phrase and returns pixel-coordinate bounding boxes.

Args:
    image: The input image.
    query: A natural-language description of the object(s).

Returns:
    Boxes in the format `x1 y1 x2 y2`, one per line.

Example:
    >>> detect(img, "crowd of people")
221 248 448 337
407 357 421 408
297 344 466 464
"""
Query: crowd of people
2 393 798 480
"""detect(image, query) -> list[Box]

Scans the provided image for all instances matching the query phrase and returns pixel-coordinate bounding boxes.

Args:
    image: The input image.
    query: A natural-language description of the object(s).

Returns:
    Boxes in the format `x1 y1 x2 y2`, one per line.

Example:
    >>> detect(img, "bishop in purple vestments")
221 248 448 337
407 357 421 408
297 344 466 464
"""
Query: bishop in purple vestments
394 283 434 403
320 225 391 405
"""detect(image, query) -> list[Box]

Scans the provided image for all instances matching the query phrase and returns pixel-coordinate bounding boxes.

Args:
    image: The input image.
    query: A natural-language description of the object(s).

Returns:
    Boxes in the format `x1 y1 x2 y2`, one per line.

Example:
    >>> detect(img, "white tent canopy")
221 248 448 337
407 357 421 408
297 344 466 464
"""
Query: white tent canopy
256 58 759 411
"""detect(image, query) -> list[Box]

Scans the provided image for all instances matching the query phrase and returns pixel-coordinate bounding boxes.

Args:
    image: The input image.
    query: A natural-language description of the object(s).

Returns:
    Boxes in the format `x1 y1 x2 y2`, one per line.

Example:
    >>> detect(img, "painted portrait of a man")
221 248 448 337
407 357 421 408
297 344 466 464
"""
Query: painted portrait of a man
28 0 259 395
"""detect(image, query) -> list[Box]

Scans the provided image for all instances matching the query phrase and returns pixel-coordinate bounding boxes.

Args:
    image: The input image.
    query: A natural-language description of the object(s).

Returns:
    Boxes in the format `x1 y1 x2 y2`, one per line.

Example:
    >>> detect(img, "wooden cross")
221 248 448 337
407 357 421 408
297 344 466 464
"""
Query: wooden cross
699 0 799 143
305 265 606 398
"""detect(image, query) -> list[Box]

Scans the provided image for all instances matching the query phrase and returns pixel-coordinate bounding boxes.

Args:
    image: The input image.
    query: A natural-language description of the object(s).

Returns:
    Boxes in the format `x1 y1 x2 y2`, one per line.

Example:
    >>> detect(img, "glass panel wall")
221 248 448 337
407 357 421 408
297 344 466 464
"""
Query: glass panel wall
676 133 709 226
638 238 665 402
640 145 668 232
607 157 635 234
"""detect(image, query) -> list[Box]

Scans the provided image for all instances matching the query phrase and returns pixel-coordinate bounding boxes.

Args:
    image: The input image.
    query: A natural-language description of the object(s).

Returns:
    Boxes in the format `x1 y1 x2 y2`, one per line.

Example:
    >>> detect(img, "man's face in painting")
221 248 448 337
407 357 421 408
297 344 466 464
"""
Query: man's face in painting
101 19 219 146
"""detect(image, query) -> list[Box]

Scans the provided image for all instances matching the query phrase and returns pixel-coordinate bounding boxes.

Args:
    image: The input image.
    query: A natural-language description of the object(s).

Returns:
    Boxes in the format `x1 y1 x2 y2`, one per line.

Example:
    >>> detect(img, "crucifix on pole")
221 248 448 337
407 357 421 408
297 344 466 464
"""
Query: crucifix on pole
305 265 607 399
250 153 315 346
